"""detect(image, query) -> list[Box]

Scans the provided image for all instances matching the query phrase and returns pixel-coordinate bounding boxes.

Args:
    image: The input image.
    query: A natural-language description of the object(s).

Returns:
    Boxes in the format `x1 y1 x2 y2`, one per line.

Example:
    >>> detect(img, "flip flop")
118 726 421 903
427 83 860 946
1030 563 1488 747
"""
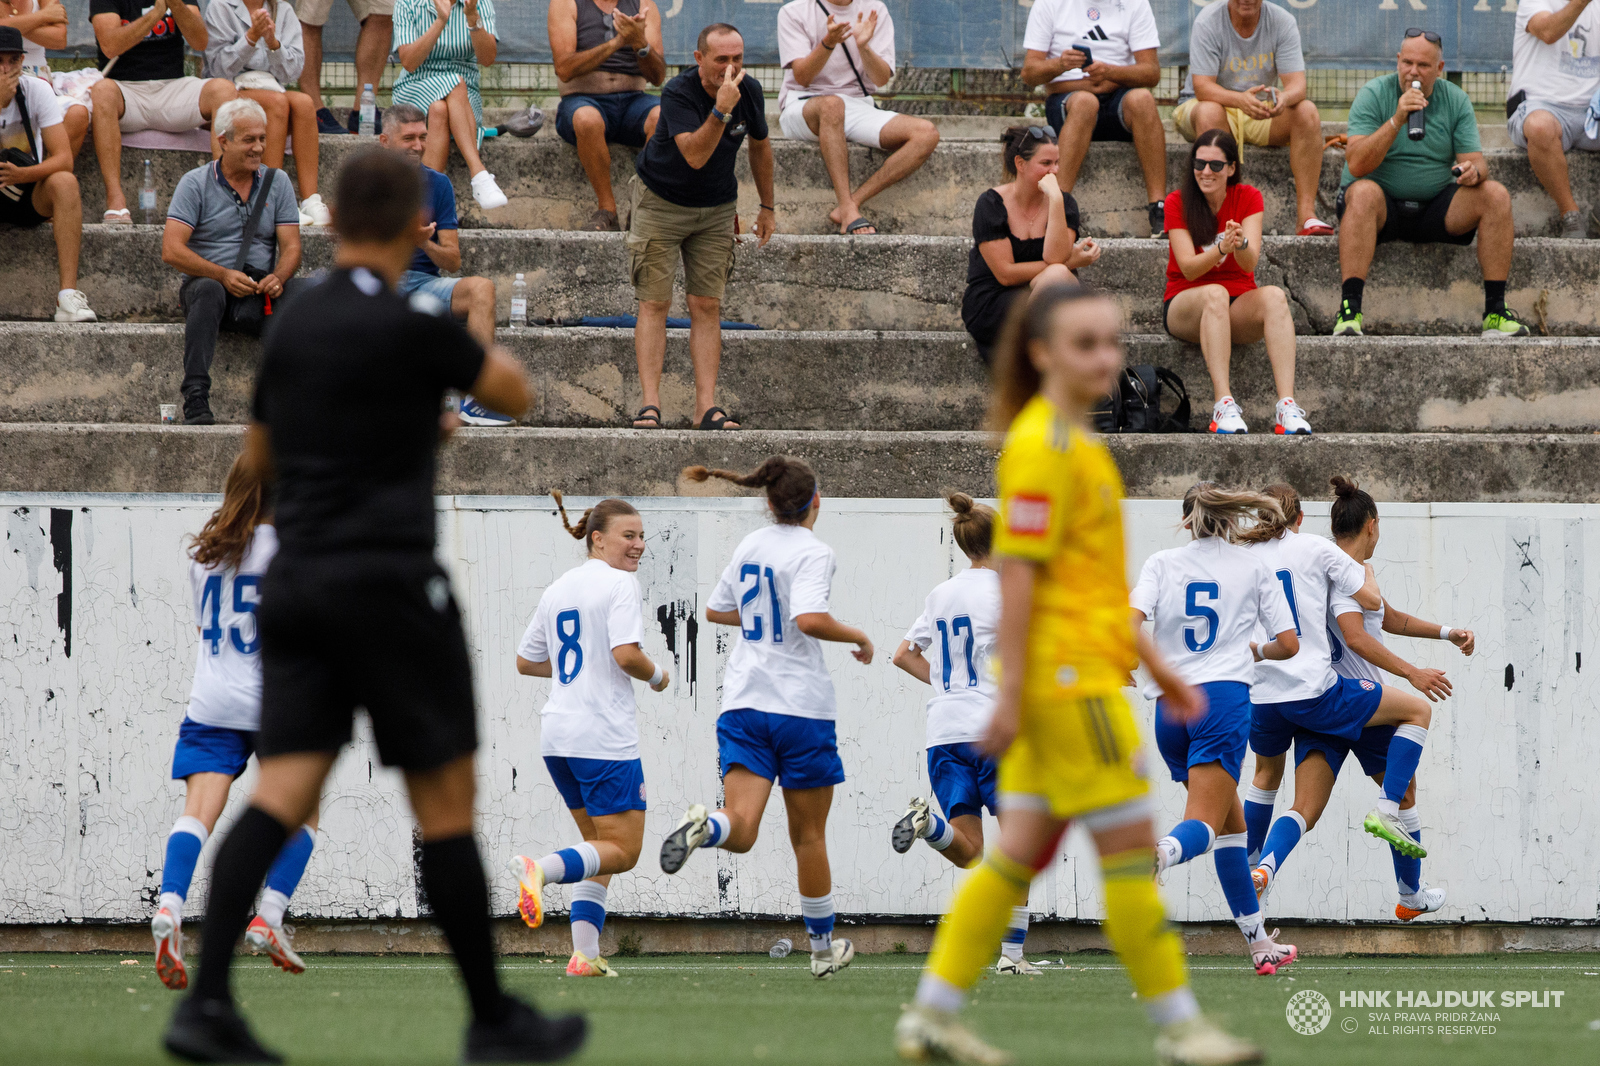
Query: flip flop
844 216 879 235
695 406 741 430
102 209 131 225
1297 218 1335 236
631 404 661 429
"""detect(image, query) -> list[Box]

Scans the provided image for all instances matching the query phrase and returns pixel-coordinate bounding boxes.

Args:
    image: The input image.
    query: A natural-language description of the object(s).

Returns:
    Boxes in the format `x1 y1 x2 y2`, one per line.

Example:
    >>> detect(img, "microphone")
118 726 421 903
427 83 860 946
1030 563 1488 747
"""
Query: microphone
1407 80 1426 141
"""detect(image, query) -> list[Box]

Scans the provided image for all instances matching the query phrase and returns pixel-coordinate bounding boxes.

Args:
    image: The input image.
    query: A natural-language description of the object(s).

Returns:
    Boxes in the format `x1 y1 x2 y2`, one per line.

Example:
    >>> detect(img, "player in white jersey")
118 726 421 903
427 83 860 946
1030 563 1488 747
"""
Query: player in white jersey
658 457 874 980
510 495 670 977
889 493 1042 975
1252 478 1474 921
152 455 318 990
1240 483 1436 906
1130 483 1301 976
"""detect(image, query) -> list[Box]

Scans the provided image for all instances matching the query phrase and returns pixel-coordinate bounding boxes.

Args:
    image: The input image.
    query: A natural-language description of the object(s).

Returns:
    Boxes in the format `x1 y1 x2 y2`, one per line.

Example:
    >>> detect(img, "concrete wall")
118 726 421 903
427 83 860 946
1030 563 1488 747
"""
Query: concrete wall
3 494 1595 928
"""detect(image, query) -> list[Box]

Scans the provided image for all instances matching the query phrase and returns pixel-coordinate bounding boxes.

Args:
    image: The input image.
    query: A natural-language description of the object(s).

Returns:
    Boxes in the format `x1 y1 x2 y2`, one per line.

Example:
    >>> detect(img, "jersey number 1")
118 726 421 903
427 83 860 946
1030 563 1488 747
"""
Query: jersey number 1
1274 569 1303 636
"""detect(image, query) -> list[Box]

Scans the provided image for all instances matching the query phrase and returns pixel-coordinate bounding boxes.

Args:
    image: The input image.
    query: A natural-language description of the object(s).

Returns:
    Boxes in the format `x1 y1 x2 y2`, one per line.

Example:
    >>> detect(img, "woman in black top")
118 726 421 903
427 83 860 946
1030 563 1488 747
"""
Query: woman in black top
961 125 1100 362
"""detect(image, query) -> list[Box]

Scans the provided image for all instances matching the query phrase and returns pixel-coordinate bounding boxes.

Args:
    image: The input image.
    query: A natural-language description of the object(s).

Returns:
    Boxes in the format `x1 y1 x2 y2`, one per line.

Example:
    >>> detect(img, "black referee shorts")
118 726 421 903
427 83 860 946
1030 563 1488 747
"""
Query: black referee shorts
1336 182 1476 246
257 550 477 772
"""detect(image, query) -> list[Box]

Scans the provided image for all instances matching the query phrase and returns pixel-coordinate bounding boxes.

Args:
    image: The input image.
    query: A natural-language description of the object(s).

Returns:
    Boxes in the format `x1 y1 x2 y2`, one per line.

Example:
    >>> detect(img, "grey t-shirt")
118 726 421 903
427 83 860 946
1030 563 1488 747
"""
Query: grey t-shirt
1179 0 1306 101
168 162 299 274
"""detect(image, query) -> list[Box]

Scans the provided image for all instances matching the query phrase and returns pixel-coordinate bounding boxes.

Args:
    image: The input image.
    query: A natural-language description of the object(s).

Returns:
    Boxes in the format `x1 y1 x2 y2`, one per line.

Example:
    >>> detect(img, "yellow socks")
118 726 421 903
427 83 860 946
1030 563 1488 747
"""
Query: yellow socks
1100 847 1187 1001
924 849 1034 997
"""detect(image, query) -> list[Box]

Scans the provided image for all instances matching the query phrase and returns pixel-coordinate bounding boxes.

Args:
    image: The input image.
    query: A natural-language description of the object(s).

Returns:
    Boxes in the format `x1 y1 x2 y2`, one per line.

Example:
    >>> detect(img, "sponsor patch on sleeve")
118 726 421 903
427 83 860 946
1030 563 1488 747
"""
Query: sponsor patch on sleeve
1006 494 1052 536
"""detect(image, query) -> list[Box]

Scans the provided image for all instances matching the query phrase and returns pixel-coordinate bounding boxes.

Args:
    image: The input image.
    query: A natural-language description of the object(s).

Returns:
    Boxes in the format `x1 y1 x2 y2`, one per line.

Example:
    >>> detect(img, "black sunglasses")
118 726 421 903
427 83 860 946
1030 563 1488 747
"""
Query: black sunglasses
1015 125 1054 143
1193 159 1230 172
1405 27 1442 44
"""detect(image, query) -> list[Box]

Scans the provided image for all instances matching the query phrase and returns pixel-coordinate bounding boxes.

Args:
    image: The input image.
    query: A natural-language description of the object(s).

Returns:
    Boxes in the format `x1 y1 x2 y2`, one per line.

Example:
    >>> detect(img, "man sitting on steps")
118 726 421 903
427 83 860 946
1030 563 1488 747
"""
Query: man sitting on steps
1508 0 1600 238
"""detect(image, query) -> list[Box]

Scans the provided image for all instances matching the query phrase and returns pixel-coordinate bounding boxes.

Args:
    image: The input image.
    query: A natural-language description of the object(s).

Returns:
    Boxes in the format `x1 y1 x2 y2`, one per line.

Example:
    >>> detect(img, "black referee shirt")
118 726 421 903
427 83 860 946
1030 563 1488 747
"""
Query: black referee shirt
252 267 486 556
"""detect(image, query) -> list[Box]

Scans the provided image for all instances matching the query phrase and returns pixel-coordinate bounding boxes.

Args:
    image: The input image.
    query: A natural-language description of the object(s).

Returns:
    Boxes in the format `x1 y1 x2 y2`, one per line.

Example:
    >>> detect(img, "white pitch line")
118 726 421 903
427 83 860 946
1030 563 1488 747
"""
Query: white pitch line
23 961 1600 974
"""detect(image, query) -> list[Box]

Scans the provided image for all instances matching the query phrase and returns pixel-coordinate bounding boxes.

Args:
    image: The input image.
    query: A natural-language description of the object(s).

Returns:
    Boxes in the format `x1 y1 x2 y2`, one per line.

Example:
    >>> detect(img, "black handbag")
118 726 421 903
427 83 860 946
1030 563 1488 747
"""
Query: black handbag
1091 365 1193 433
0 87 39 203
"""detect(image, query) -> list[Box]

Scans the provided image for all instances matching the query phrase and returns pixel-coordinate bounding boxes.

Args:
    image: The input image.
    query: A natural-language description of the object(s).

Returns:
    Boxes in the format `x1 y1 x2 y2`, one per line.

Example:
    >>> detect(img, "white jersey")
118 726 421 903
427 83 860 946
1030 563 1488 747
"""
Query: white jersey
904 567 999 747
518 558 647 760
1328 588 1384 686
1244 530 1368 704
185 524 277 732
1023 0 1161 90
1129 537 1294 701
707 524 838 720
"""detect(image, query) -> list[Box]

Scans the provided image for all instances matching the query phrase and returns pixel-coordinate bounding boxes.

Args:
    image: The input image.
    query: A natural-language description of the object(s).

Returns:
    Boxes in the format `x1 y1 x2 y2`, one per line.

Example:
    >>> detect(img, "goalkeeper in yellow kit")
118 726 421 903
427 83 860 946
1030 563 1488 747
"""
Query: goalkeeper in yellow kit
893 286 1263 1066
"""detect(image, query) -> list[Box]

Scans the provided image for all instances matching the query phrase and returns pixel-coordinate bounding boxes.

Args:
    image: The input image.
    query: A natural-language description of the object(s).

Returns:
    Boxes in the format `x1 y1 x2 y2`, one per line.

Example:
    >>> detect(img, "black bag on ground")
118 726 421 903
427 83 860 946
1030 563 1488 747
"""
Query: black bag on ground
1091 365 1193 433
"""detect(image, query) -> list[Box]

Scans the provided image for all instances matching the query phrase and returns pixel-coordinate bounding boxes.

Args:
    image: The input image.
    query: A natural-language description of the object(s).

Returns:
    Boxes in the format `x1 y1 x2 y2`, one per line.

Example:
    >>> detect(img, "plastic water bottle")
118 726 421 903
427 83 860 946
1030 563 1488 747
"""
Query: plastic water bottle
769 938 792 959
359 84 376 137
139 160 157 224
510 273 527 327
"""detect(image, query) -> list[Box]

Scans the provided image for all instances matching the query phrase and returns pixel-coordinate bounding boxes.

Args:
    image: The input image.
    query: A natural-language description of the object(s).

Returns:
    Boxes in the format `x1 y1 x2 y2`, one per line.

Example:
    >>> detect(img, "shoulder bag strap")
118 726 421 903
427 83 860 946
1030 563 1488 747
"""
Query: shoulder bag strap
815 0 873 99
234 167 280 274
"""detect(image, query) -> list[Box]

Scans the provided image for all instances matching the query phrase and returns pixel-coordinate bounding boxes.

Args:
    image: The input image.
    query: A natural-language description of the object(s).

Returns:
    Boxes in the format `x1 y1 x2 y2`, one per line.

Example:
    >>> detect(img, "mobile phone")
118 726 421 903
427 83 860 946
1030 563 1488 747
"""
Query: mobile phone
1256 87 1279 106
1070 44 1092 66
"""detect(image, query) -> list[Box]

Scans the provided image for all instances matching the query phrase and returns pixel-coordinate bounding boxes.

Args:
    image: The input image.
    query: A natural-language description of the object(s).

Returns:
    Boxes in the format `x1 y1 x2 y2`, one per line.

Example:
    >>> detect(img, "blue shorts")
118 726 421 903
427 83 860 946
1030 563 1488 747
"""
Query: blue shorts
1252 675 1384 755
397 270 460 311
1295 724 1396 779
1155 680 1251 783
543 756 647 816
926 743 998 820
556 91 660 148
171 717 255 780
717 709 845 790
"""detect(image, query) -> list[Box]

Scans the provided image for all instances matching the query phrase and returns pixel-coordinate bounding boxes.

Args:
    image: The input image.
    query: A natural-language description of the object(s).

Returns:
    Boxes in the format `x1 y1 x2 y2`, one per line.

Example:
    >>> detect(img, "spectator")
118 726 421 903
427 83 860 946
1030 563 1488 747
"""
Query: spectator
775 0 938 235
0 27 95 322
89 0 237 224
1163 130 1308 436
961 125 1099 364
292 0 393 135
392 0 507 210
203 0 330 227
549 0 665 231
1509 0 1600 237
161 98 303 425
378 101 506 426
1021 0 1167 234
1172 0 1331 236
627 23 774 430
2 0 90 154
1335 29 1529 338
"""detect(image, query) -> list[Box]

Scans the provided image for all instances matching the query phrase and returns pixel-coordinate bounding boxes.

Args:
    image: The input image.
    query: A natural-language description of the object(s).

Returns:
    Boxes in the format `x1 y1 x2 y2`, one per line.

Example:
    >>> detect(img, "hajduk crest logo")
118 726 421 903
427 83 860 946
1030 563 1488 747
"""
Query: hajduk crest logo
1359 679 1378 691
1286 990 1332 1035
1087 6 1101 19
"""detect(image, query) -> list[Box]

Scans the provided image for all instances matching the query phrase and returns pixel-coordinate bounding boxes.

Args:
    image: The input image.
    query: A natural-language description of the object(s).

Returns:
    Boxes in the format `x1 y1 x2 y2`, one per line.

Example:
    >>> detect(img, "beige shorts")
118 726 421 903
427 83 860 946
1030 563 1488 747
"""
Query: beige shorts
625 176 737 304
1172 96 1272 147
293 0 393 27
116 77 207 134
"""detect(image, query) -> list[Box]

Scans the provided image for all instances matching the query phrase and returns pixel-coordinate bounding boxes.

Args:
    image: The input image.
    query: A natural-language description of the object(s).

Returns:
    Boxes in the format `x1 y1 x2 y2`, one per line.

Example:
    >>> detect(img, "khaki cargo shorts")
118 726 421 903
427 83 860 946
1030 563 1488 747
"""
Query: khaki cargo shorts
293 0 393 28
625 175 737 304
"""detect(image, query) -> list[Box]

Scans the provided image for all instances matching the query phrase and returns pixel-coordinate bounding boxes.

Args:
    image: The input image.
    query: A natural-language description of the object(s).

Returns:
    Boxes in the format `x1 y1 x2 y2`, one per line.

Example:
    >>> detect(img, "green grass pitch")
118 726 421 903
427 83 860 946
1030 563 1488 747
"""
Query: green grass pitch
2 951 1597 1065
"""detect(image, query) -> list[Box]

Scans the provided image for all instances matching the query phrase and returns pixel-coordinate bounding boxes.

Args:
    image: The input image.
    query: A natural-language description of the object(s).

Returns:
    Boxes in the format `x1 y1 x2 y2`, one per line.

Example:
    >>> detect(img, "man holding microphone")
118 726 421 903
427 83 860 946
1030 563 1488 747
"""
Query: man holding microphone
1333 28 1528 338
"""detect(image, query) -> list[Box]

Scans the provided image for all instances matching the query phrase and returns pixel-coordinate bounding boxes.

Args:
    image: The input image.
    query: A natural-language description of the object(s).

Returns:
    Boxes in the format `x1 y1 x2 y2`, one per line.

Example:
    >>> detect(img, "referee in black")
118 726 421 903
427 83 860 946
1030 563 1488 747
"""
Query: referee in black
163 148 586 1064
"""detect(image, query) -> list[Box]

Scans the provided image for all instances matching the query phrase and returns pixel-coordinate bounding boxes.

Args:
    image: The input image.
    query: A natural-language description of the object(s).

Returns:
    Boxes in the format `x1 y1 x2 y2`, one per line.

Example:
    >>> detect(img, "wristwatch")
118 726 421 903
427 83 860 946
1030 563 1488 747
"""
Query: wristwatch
635 44 650 57
712 107 733 124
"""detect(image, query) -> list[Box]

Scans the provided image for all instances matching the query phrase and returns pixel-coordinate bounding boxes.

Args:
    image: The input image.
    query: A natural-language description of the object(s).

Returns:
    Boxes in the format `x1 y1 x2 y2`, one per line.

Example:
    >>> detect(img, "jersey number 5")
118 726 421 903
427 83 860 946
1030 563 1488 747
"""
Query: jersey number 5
1183 581 1220 653
200 574 261 656
738 563 784 644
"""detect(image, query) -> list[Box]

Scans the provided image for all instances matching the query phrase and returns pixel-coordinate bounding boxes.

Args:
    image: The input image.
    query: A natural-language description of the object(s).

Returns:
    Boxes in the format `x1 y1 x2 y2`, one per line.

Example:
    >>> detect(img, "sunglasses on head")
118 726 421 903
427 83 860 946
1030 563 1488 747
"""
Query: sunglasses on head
1193 159 1230 172
1405 27 1442 44
1015 125 1053 143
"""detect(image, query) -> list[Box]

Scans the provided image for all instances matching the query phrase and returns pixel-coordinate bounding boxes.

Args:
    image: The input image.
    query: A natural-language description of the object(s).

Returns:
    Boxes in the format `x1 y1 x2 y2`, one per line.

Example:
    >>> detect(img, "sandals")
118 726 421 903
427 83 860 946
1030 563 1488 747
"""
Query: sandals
695 406 740 431
631 404 661 429
843 216 879 235
102 208 132 225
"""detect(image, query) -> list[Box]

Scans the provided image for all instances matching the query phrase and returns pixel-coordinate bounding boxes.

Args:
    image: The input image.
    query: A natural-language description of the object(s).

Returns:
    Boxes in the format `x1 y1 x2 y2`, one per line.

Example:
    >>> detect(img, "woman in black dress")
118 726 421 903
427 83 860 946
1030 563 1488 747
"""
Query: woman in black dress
961 125 1101 363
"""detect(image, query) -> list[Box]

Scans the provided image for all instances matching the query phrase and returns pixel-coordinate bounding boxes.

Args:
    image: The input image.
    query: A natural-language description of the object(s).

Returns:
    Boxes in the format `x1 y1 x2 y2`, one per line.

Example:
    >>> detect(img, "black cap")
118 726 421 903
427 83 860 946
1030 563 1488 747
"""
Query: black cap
0 26 25 55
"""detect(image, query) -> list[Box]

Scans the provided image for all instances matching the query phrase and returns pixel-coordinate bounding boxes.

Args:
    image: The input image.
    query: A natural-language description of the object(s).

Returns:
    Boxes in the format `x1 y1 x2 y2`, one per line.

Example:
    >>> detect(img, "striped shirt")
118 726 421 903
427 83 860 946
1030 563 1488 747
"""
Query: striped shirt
391 0 498 137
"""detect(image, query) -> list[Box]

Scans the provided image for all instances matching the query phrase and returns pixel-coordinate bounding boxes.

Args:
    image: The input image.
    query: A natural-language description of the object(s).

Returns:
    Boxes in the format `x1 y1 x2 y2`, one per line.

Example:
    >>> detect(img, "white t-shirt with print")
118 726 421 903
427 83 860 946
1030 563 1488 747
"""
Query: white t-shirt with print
1023 0 1160 90
904 567 999 747
1244 530 1368 704
1327 588 1385 686
0 75 64 164
185 524 277 732
519 558 648 760
707 523 838 721
1512 0 1600 108
776 0 896 111
1129 537 1294 701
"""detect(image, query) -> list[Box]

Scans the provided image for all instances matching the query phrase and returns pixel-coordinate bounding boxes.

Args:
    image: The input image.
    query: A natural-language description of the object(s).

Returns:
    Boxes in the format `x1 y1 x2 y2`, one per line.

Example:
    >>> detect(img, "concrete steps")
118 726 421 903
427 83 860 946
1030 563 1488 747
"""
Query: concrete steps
81 135 1593 238
8 322 1599 434
8 228 1600 337
2 423 1595 501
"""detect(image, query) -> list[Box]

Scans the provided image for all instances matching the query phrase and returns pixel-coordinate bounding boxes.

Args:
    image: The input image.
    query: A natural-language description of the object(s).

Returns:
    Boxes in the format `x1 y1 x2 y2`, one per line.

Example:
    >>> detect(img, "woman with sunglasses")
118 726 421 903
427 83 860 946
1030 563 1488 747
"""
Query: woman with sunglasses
960 124 1101 364
1163 128 1311 436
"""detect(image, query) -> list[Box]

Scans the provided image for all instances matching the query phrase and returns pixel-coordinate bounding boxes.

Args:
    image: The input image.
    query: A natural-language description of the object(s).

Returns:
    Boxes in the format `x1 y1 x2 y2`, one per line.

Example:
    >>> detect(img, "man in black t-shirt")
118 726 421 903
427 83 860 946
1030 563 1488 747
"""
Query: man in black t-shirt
162 148 586 1066
626 21 775 432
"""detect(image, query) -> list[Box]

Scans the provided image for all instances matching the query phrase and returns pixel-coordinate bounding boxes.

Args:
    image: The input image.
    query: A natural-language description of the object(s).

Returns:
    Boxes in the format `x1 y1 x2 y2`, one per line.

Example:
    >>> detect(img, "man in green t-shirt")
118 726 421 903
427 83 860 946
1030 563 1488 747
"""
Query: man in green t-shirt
1333 29 1529 338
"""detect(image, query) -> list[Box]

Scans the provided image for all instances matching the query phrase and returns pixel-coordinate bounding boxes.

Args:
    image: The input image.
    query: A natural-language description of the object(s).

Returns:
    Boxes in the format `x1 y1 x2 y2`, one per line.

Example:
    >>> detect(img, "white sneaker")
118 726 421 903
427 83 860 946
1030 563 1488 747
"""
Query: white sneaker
892 797 931 854
1250 864 1273 903
810 938 855 979
1249 929 1297 976
245 916 306 974
1363 808 1427 858
894 1005 1011 1065
152 907 187 990
1154 838 1179 884
1154 1016 1264 1066
1274 397 1312 435
660 803 711 874
298 193 331 227
508 854 547 928
1396 882 1447 921
54 289 97 323
1209 396 1248 434
471 170 508 210
994 955 1043 976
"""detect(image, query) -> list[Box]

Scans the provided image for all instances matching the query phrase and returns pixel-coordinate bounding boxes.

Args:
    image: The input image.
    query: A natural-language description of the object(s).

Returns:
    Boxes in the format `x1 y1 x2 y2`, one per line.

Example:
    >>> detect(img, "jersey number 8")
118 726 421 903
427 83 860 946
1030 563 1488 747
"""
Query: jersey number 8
555 608 584 684
200 574 261 656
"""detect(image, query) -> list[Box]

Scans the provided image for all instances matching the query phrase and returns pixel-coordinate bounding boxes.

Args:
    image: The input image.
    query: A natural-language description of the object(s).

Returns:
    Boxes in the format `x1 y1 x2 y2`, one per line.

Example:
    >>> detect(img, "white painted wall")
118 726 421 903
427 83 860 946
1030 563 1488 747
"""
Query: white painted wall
2 494 1595 926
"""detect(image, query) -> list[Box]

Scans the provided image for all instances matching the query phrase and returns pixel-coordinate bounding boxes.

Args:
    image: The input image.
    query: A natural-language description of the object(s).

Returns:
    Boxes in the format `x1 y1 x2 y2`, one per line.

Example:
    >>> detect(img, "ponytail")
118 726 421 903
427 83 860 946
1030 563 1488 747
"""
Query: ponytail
1181 482 1284 543
553 490 639 555
683 456 818 525
1329 475 1378 540
189 451 270 573
1236 482 1302 544
945 491 995 560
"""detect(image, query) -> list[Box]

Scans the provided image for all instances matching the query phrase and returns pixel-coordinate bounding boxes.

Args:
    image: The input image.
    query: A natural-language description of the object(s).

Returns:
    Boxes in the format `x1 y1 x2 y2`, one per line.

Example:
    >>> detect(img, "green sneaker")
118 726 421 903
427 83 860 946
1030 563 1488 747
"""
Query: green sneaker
1363 809 1428 859
1482 309 1531 338
1332 300 1364 336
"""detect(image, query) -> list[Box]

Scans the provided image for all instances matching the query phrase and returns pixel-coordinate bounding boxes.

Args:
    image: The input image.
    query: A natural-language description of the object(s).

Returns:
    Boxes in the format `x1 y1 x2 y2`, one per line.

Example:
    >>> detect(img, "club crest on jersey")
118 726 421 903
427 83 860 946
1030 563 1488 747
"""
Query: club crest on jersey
1007 495 1052 536
1087 7 1101 19
1358 679 1377 691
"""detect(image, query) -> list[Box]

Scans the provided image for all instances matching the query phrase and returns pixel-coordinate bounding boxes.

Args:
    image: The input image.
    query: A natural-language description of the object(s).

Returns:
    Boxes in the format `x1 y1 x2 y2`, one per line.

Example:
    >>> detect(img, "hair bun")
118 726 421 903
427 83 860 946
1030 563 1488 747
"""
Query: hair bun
1329 475 1359 499
945 491 974 515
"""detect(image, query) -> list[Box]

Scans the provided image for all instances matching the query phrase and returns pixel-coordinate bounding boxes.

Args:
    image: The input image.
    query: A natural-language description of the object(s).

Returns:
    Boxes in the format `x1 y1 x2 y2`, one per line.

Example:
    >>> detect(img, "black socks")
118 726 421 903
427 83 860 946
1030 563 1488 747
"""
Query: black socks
193 806 289 1004
420 834 510 1026
1340 277 1365 315
1484 279 1507 317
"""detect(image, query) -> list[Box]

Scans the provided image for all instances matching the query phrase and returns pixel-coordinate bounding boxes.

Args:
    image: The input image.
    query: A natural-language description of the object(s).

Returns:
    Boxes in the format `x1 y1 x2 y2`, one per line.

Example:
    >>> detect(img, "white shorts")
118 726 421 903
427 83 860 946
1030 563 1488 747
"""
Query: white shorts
116 77 207 134
1507 99 1600 153
292 0 393 27
779 92 897 149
